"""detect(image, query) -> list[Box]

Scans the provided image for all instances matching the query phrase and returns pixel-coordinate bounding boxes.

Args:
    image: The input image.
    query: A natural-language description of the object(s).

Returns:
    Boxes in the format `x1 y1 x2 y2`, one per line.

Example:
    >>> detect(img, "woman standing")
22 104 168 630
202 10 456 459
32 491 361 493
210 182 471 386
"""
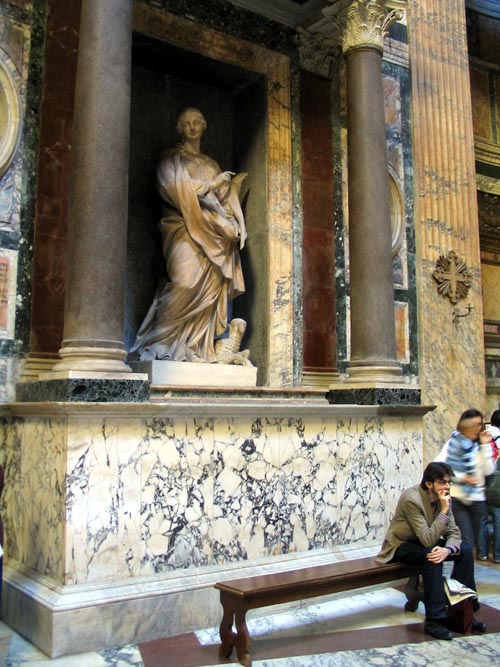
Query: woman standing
435 408 496 560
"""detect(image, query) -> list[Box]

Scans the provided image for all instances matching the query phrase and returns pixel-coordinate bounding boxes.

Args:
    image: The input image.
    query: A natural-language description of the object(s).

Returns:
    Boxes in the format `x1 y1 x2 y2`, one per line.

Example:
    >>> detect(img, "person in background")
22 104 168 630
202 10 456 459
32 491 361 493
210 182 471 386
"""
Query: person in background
435 409 496 560
0 463 3 611
482 409 500 563
377 462 486 640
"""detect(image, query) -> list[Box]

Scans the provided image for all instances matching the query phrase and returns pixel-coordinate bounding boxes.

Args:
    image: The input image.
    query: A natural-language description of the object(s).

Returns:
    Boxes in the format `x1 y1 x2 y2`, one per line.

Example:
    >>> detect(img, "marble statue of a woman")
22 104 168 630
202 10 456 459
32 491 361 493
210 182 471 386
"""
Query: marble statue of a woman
131 107 247 363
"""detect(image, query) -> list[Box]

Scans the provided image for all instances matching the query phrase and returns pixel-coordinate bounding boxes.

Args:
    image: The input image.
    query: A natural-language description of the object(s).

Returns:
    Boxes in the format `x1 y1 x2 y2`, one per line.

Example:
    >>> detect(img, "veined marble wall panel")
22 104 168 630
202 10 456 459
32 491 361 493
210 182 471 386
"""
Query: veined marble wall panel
395 302 410 365
2 409 423 587
408 0 486 456
0 247 18 339
64 417 144 584
3 416 66 580
141 416 217 573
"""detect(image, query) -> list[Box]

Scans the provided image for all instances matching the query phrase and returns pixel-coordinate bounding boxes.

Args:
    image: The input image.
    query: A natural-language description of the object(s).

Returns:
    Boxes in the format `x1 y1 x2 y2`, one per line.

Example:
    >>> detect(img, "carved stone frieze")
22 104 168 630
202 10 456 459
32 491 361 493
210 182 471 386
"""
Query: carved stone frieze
475 136 500 169
432 251 473 304
478 191 500 238
477 174 500 197
478 190 500 254
297 26 340 77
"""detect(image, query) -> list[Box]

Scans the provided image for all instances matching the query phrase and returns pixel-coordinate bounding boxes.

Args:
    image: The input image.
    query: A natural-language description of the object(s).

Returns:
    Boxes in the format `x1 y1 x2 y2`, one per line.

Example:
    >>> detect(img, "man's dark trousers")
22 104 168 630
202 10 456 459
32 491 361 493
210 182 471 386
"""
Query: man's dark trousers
393 541 476 621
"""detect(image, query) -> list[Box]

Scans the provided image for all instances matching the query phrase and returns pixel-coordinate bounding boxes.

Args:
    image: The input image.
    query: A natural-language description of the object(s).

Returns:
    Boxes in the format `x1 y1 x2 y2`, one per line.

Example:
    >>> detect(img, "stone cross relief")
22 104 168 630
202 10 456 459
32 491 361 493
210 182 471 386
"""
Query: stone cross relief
432 250 473 304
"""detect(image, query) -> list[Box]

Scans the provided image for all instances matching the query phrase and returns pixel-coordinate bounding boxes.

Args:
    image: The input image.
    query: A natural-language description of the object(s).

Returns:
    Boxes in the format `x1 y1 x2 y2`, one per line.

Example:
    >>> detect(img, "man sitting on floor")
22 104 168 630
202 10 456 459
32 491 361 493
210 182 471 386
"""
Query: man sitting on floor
376 461 487 640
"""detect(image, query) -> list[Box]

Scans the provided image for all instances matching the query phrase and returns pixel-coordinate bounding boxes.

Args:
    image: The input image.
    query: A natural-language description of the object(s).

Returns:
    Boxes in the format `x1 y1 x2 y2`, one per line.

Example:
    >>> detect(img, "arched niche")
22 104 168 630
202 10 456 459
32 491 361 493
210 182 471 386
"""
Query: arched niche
127 5 293 386
0 57 22 179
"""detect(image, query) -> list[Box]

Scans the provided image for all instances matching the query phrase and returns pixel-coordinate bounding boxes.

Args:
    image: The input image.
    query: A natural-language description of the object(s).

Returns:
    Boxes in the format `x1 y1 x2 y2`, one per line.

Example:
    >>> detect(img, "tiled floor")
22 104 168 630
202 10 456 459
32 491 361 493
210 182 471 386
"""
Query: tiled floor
3 561 500 666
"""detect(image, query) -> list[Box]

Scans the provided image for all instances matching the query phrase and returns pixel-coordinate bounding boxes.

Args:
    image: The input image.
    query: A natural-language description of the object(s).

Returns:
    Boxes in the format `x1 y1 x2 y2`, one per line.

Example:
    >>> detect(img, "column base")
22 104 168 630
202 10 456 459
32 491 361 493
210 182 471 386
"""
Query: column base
53 346 132 374
345 364 403 384
301 370 341 388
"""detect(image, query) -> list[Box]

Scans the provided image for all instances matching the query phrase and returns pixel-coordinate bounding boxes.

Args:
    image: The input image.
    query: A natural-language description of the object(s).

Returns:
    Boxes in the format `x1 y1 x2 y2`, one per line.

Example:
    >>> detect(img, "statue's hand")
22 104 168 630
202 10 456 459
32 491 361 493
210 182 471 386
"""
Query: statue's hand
210 171 234 191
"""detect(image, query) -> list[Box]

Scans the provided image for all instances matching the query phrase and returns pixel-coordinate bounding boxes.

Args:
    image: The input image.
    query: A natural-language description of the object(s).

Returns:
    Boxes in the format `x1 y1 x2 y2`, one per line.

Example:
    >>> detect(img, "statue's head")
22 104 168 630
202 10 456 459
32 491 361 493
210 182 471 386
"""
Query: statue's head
176 107 207 136
230 318 247 334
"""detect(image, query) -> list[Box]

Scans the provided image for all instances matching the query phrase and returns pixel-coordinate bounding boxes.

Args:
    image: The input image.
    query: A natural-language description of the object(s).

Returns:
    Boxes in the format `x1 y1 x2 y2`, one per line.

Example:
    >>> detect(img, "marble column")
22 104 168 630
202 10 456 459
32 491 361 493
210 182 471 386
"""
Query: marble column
343 0 403 382
407 0 486 451
53 0 133 374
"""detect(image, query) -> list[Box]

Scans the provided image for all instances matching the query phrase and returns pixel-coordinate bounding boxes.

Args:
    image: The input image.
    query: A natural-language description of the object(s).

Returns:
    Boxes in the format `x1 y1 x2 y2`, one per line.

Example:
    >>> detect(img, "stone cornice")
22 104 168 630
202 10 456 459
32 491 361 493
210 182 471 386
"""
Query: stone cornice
2 399 433 419
475 136 500 168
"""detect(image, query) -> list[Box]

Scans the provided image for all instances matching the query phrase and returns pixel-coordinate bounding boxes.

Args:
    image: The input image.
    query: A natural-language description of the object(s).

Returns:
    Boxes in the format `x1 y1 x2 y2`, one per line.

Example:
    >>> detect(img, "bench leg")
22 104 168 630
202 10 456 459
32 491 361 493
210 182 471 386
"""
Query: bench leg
234 609 251 667
218 605 236 660
218 599 252 666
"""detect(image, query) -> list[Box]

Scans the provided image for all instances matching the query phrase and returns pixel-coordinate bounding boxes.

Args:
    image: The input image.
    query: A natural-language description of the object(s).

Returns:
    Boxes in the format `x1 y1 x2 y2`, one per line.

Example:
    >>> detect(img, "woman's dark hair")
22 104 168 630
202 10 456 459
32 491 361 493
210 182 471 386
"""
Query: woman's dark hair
420 461 453 489
491 409 500 428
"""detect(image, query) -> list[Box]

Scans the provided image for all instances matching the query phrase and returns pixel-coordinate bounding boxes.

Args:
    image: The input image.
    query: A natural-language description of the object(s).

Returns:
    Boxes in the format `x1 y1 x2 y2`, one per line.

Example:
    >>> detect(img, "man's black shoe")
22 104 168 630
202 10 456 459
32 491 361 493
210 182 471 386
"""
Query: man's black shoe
424 620 453 640
471 618 487 633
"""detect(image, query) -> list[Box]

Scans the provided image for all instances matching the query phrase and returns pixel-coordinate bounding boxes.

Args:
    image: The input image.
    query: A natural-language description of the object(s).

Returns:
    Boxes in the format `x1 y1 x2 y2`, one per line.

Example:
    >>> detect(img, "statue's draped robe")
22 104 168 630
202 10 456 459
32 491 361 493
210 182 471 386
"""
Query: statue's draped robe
132 145 245 362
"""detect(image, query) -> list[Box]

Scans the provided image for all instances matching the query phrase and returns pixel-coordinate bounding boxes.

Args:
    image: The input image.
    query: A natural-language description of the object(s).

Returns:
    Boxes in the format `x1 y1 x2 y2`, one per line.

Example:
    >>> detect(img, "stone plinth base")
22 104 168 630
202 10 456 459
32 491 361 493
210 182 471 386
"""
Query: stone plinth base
326 385 421 406
15 371 150 402
130 360 258 387
19 356 57 382
1 400 432 657
2 543 387 658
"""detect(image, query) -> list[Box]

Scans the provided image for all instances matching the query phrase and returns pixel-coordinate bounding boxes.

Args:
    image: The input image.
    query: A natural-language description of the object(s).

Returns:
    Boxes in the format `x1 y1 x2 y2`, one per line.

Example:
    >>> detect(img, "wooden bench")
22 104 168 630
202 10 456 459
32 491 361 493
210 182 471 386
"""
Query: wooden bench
215 556 421 666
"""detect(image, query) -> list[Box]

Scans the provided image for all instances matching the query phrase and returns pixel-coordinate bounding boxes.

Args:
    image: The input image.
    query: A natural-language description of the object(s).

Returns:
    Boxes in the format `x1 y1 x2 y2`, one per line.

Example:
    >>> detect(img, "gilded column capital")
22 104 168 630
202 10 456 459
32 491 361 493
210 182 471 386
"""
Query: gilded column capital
324 0 405 55
298 0 405 73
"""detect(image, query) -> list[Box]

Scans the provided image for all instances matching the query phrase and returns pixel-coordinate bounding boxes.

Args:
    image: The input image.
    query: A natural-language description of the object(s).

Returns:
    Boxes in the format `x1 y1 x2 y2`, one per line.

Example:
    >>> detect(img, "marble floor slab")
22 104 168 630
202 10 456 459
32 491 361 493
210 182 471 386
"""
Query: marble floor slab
3 561 500 666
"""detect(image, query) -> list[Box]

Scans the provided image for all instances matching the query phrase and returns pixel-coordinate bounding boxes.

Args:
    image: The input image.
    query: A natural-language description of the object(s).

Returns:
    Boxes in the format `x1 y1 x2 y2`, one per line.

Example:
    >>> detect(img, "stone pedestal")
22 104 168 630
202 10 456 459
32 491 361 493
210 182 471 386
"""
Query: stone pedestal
131 360 258 388
326 383 421 406
1 399 431 657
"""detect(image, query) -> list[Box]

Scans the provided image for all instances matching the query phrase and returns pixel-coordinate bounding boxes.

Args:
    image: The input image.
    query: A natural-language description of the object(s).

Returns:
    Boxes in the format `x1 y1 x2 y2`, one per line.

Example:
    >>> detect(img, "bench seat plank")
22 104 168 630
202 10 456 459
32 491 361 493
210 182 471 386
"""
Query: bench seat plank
216 557 412 607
